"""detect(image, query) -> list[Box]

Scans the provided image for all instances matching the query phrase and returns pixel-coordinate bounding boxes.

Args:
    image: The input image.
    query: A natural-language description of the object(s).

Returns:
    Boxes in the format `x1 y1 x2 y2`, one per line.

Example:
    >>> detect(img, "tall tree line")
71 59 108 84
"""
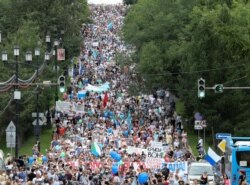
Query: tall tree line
123 0 250 137
0 0 89 145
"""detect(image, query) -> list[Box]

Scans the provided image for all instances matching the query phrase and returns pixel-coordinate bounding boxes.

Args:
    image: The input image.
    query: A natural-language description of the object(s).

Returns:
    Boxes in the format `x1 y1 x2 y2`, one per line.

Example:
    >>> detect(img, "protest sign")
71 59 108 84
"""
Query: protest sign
56 101 71 112
146 145 164 169
164 161 188 176
150 141 163 147
72 102 85 113
126 146 147 155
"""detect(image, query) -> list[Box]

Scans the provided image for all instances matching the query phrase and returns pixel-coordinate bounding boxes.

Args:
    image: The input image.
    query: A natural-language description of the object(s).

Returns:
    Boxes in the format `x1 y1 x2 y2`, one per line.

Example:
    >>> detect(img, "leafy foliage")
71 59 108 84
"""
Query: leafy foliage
0 0 89 146
123 0 250 136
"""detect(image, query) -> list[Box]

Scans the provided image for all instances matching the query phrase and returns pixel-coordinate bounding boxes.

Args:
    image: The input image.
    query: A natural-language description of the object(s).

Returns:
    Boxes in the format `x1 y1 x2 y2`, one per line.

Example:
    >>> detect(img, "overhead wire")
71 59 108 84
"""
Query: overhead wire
0 96 13 115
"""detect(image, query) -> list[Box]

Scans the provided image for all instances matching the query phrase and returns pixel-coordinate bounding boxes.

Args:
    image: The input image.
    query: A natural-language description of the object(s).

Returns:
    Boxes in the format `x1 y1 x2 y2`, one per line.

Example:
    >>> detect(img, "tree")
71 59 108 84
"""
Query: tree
123 0 250 136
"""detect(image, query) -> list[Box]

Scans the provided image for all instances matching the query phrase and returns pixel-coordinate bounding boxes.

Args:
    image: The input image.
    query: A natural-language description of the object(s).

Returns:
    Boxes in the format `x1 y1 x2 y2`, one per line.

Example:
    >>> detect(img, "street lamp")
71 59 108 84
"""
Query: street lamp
14 45 20 158
25 51 32 63
54 39 59 47
34 47 41 151
2 51 7 63
45 34 51 43
14 45 20 56
44 51 50 62
54 39 59 101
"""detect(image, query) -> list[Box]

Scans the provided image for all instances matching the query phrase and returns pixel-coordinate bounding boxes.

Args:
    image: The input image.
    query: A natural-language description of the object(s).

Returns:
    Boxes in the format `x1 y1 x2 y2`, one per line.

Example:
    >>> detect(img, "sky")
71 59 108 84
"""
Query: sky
87 0 123 4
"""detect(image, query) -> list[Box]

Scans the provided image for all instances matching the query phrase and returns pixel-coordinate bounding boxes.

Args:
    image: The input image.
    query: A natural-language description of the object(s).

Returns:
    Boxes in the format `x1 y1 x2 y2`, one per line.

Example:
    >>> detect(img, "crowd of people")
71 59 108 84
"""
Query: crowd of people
0 3 195 185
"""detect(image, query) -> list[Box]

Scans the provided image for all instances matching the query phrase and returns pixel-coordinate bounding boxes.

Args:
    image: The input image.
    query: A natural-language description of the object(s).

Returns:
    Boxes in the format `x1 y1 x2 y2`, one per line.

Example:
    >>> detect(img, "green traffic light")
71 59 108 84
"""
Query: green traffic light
59 87 65 93
198 91 205 98
198 78 205 99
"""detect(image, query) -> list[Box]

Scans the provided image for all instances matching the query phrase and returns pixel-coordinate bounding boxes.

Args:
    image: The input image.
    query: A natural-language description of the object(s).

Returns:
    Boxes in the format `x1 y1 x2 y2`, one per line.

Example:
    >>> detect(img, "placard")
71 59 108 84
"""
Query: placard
146 146 164 169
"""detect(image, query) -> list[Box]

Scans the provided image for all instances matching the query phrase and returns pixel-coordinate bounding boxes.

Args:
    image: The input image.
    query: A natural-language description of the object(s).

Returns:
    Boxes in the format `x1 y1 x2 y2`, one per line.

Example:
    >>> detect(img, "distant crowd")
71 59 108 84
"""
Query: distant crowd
0 3 195 185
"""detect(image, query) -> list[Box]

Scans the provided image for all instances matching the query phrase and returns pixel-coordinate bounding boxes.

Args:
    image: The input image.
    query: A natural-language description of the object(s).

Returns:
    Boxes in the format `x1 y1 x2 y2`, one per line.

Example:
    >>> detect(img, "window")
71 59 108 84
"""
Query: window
236 151 250 167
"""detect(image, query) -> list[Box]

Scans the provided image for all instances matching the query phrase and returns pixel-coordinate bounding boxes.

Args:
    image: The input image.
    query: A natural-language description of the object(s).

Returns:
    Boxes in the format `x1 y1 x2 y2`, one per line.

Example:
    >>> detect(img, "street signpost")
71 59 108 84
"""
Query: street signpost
194 120 203 130
6 121 16 155
32 119 44 126
32 112 45 138
218 139 227 153
216 133 231 140
32 112 44 118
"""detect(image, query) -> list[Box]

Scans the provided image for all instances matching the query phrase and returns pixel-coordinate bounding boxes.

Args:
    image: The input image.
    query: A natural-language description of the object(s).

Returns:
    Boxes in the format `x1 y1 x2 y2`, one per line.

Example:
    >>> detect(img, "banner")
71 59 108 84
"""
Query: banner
85 82 110 92
56 101 71 112
126 146 148 155
92 42 99 47
164 161 188 176
73 161 187 175
57 48 65 61
72 102 84 113
150 141 163 147
77 161 146 172
146 145 164 169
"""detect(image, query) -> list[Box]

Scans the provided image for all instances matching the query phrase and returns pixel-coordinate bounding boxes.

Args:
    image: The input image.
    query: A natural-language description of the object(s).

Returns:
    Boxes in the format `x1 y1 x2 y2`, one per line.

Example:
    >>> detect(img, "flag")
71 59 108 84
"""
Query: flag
204 147 221 166
103 92 108 107
91 142 101 157
107 22 113 30
126 111 132 134
78 60 82 75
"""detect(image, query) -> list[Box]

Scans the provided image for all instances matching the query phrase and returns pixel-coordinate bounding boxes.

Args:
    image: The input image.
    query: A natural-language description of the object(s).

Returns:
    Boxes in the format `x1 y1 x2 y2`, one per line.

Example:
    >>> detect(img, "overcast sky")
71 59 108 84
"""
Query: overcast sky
87 0 123 4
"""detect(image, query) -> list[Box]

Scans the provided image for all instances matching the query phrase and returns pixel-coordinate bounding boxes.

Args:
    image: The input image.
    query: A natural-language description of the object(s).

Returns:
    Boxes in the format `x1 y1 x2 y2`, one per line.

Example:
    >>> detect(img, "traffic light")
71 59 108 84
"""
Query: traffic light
214 84 223 93
58 75 65 93
198 78 205 99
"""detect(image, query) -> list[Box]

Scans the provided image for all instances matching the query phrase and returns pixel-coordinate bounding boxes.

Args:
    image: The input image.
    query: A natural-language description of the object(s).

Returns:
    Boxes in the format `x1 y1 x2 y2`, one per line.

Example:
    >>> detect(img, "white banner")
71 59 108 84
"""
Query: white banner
126 146 148 155
150 141 163 147
146 146 164 169
56 101 71 112
56 101 85 114
72 102 85 113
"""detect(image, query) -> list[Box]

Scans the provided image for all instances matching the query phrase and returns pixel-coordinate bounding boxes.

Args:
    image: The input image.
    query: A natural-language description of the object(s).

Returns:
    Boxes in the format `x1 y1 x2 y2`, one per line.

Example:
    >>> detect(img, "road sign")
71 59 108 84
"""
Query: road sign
218 139 227 153
32 119 44 126
216 133 231 140
6 132 15 148
194 120 203 130
6 121 16 148
6 121 16 132
32 112 44 118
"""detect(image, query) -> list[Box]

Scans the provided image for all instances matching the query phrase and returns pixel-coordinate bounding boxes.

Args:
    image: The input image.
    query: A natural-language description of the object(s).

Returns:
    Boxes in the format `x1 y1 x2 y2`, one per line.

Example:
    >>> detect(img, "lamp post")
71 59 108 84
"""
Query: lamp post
14 45 20 158
54 39 59 101
1 45 49 157
34 48 41 151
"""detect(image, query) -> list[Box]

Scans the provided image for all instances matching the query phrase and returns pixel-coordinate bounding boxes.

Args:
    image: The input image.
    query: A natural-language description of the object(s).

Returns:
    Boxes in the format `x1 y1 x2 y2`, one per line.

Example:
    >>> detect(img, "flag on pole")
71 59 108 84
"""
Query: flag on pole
103 92 108 107
91 142 101 157
204 147 221 166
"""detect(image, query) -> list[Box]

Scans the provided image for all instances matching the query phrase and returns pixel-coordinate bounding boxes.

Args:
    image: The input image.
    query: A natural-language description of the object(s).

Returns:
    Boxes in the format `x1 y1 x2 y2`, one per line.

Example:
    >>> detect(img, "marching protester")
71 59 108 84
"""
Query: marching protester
0 2 193 185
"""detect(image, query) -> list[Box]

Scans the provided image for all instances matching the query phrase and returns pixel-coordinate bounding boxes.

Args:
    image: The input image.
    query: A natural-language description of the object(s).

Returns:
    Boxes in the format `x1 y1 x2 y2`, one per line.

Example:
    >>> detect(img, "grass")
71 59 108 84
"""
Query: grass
176 100 185 116
187 130 211 157
2 127 53 157
176 100 211 157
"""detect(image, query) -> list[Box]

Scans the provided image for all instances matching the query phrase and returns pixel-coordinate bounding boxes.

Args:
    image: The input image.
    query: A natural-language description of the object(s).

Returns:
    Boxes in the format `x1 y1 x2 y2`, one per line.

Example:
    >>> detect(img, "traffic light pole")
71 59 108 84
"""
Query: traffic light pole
206 86 250 90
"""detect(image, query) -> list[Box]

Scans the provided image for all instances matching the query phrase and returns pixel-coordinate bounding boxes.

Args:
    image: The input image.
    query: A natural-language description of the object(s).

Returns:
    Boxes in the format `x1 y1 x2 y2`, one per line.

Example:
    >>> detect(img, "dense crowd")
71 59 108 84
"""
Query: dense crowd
0 3 195 185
